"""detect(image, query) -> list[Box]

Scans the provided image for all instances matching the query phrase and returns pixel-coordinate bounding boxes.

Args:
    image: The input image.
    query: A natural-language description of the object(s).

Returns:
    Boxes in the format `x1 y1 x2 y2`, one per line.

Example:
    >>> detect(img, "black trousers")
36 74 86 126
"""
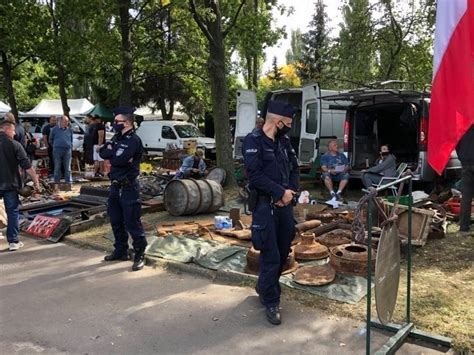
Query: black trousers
48 145 54 174
460 165 474 231
107 181 147 254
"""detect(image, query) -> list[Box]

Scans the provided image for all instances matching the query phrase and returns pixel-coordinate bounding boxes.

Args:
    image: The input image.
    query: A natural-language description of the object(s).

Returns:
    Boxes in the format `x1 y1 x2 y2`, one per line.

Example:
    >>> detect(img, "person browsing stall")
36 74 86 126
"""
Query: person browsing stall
242 100 299 325
49 115 73 193
361 144 397 188
0 120 40 251
99 107 147 271
175 149 206 179
321 139 349 201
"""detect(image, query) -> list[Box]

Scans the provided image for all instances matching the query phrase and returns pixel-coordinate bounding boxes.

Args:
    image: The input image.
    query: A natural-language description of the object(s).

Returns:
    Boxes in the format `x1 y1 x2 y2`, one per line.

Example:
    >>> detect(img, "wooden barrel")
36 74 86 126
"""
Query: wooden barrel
164 179 225 216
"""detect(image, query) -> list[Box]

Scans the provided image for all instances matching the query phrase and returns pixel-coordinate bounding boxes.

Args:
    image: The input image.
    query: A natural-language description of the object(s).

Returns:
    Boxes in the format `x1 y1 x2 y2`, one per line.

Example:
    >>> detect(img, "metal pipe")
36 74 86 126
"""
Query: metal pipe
366 198 373 355
362 175 412 194
407 178 413 322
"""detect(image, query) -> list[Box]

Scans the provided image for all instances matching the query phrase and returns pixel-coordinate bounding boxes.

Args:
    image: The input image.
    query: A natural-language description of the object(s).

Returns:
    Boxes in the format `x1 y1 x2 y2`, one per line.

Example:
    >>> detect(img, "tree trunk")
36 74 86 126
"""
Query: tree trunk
251 0 259 90
0 51 19 118
245 54 252 89
252 53 259 90
159 97 174 120
57 59 70 117
48 0 69 116
118 0 133 106
208 39 236 186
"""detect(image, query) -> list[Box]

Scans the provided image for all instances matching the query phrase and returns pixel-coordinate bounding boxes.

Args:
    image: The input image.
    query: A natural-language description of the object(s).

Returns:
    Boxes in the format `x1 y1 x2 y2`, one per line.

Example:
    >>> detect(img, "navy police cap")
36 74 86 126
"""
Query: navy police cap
113 106 135 116
267 100 294 119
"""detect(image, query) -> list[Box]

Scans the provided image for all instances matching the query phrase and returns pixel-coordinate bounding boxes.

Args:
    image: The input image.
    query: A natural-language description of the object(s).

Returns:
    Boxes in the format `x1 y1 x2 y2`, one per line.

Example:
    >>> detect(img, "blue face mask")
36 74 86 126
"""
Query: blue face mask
112 123 124 132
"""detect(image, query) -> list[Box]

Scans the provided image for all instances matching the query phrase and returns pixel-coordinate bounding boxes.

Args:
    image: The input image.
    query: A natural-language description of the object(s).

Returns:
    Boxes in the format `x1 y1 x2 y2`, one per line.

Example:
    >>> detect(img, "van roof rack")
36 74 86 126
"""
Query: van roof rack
365 80 416 90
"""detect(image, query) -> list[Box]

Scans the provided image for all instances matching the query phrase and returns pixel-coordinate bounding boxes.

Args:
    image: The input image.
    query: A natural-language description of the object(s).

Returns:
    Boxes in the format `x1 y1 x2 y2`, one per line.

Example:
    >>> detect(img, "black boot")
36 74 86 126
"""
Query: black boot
132 248 146 271
104 251 129 261
265 306 281 325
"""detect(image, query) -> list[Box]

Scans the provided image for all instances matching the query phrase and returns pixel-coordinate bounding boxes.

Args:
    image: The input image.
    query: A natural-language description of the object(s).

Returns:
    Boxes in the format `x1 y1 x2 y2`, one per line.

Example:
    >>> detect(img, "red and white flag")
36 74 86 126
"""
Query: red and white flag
428 0 474 175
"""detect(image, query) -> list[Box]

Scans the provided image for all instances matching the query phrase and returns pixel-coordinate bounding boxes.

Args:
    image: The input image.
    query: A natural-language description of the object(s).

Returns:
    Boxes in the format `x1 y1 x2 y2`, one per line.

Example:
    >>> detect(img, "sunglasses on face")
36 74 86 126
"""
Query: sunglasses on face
114 119 126 123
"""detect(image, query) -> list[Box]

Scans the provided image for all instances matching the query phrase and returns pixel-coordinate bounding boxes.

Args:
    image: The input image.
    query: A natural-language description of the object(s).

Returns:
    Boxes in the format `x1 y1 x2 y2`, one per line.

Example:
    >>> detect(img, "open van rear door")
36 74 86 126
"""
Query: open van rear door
233 89 258 159
298 84 321 164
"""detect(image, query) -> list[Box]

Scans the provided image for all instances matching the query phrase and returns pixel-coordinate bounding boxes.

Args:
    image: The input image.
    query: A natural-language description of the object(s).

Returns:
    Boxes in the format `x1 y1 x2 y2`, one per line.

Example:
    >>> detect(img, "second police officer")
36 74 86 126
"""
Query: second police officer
242 100 299 325
99 107 147 271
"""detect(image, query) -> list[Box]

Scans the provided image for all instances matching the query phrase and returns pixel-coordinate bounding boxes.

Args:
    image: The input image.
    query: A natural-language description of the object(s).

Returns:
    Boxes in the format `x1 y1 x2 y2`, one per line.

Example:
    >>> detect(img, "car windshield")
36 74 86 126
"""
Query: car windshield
174 124 204 138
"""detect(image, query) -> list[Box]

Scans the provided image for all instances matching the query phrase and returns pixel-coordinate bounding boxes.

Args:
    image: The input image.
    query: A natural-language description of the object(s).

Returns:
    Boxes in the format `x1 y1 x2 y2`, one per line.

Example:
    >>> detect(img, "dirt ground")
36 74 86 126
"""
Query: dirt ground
48 179 474 351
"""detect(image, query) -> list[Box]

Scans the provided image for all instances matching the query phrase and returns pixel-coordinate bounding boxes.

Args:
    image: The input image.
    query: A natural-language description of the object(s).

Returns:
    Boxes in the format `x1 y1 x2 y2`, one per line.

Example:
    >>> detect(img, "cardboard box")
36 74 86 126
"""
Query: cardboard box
183 139 197 154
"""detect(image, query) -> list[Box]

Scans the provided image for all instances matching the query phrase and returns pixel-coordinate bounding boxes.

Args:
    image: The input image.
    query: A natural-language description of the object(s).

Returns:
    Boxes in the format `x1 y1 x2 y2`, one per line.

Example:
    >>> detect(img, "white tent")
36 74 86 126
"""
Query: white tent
135 102 189 121
0 101 11 113
24 98 94 116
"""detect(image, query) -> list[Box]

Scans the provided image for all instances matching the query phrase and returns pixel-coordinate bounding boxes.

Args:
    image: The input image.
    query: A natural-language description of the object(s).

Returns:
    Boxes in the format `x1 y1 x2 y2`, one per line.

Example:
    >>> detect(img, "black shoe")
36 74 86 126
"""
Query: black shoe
265 306 281 325
104 252 129 261
132 250 145 271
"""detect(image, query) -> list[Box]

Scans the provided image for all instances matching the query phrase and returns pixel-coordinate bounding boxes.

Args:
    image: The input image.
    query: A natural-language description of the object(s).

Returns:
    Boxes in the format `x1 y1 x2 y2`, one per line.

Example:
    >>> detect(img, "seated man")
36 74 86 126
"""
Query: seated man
361 144 396 188
175 149 207 179
321 139 349 201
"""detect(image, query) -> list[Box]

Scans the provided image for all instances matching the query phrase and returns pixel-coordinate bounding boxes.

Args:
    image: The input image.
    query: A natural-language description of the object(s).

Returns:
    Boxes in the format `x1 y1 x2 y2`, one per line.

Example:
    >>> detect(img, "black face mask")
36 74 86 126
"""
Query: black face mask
276 120 291 137
112 123 125 132
380 152 389 156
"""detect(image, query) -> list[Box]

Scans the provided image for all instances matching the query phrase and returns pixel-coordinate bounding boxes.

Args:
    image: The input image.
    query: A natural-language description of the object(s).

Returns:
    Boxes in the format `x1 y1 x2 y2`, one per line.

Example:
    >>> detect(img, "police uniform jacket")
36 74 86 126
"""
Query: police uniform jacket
242 129 299 200
99 129 143 182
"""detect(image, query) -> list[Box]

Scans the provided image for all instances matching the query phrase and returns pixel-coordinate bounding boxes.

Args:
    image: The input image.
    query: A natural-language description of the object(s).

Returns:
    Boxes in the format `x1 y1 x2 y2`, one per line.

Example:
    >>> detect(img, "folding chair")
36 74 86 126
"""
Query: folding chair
372 162 408 196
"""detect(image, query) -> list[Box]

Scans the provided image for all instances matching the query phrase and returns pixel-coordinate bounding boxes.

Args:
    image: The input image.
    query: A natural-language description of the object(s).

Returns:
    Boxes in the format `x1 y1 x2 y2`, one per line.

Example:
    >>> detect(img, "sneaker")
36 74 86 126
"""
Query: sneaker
9 241 24 251
336 192 343 202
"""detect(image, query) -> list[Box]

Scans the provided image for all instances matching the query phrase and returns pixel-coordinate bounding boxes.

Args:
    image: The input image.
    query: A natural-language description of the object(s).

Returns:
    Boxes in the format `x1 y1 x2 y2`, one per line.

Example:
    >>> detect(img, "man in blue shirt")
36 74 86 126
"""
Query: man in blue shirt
49 115 73 193
243 100 299 325
321 139 349 201
175 149 206 179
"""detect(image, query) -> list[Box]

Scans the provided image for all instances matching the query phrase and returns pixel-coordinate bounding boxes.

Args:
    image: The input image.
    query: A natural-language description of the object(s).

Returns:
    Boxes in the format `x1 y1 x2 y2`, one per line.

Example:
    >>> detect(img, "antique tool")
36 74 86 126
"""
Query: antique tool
375 223 401 324
294 232 329 260
293 264 336 286
295 219 322 233
316 229 352 248
244 247 298 275
329 243 376 276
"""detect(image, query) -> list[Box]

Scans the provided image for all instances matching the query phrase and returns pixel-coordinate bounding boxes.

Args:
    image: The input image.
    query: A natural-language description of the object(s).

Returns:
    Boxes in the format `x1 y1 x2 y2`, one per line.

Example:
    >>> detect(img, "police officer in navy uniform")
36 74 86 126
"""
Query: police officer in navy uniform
242 100 299 325
99 107 147 271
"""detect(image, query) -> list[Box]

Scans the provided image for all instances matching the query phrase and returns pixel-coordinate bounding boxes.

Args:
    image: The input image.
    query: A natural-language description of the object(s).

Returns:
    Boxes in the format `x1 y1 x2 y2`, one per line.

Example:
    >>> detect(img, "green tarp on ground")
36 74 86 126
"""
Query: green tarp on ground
145 235 373 304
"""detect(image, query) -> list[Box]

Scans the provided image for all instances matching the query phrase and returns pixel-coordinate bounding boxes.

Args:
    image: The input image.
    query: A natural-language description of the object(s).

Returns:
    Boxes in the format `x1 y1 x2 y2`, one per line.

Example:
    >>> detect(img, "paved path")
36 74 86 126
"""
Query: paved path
0 236 450 354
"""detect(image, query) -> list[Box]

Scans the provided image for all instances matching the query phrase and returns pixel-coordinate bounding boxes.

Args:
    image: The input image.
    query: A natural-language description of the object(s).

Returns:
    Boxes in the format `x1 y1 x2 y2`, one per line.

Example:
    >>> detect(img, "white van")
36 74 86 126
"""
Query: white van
233 85 348 164
136 120 216 157
322 87 462 182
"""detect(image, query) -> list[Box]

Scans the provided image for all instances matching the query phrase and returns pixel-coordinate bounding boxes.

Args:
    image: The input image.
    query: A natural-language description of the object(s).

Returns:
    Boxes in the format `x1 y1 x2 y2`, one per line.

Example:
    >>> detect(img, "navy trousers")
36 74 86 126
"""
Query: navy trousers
107 181 147 254
460 165 474 231
251 201 294 307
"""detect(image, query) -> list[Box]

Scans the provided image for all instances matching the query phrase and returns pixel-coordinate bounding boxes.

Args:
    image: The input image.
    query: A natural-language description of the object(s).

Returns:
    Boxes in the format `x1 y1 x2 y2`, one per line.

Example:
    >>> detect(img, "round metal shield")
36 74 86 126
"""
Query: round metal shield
293 264 336 286
206 168 226 186
375 223 401 324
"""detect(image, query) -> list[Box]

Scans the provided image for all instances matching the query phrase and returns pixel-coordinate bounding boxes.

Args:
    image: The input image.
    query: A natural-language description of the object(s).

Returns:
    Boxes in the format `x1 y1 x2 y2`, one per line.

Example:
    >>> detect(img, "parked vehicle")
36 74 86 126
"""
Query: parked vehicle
19 114 86 152
233 86 349 164
136 120 216 157
321 83 462 182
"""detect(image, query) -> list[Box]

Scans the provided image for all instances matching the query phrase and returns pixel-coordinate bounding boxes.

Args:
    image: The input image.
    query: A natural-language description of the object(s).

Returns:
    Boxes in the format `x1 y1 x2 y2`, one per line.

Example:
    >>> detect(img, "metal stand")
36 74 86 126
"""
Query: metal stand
364 176 452 354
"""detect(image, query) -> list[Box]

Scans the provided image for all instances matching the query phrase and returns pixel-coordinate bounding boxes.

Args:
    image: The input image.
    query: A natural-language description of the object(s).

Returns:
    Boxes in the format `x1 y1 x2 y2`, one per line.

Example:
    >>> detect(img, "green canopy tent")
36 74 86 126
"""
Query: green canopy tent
84 103 114 122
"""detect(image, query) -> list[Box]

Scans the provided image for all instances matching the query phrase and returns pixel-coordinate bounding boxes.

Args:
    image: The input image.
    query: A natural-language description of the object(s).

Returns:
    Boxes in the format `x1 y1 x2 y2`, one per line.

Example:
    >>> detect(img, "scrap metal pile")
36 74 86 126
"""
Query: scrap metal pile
153 187 455 290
